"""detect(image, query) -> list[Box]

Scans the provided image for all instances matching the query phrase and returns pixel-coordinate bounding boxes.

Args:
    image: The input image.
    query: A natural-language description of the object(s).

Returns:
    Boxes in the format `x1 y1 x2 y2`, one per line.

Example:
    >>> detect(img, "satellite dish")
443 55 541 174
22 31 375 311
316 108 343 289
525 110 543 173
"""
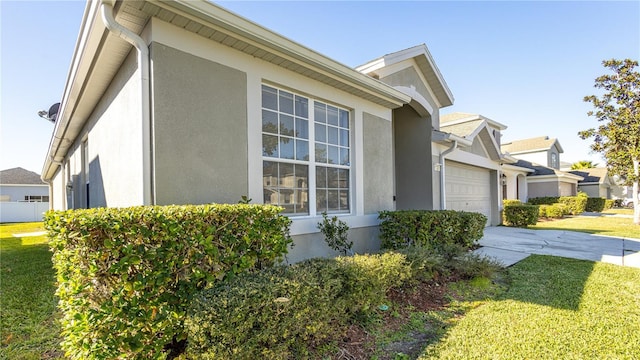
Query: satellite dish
48 103 60 122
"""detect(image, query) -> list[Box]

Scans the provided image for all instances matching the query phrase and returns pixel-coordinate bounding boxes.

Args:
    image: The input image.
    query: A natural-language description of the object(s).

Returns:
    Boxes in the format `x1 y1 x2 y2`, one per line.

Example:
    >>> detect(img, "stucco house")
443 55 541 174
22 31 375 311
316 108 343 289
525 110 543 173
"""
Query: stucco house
42 0 508 261
568 168 612 198
501 136 582 198
0 167 49 223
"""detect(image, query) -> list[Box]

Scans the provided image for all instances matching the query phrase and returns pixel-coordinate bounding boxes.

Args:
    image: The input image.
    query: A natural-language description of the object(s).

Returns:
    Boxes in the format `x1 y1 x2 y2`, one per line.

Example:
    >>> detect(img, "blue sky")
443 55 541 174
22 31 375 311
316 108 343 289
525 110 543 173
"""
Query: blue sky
1 1 638 174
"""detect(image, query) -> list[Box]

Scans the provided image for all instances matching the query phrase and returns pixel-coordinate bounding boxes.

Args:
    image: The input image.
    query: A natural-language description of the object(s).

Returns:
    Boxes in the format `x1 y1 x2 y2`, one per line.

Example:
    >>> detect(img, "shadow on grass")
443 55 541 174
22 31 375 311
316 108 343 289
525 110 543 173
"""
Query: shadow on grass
501 254 595 311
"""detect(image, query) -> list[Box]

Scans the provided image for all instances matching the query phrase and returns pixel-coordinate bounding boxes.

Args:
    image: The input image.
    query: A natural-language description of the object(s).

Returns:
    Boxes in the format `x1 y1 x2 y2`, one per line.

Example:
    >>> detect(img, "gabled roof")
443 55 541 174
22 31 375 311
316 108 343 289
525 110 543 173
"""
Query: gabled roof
569 167 610 185
0 167 46 185
356 44 454 108
439 113 506 161
514 160 583 181
43 0 413 179
501 136 564 154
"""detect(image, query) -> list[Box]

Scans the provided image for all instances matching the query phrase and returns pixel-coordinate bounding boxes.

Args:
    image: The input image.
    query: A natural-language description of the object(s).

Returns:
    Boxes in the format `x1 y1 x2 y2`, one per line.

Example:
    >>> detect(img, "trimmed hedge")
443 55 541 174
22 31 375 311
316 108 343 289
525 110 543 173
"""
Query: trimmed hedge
528 197 559 205
186 253 411 359
504 204 539 227
45 204 292 360
503 199 522 207
538 204 565 219
558 196 588 215
604 199 614 210
585 197 607 212
378 210 487 250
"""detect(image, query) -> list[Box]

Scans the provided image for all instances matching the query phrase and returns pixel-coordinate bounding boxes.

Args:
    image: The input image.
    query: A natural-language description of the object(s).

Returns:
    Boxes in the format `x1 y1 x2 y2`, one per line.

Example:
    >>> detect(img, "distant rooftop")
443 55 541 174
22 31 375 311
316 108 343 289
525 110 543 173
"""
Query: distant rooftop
0 167 46 185
502 136 563 154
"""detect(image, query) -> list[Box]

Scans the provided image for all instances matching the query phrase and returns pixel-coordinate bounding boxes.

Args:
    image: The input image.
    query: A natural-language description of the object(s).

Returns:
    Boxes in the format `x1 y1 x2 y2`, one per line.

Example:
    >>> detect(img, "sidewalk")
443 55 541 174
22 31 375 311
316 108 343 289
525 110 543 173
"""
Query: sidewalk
474 226 640 268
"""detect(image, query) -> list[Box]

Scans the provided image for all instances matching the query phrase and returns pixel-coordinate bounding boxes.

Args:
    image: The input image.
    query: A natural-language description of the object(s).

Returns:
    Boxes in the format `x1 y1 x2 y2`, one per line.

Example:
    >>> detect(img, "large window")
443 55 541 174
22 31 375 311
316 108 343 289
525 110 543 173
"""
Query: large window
262 85 351 216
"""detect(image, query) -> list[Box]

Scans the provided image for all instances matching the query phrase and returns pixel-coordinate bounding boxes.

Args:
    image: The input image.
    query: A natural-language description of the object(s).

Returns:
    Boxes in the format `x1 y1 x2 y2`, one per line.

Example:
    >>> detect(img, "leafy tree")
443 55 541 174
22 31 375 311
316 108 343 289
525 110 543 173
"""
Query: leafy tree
580 59 639 224
570 160 599 170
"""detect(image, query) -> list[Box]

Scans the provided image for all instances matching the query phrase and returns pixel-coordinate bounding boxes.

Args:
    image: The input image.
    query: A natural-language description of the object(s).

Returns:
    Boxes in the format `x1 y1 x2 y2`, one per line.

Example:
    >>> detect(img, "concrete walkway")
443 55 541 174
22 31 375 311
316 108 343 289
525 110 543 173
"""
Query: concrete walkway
474 226 640 268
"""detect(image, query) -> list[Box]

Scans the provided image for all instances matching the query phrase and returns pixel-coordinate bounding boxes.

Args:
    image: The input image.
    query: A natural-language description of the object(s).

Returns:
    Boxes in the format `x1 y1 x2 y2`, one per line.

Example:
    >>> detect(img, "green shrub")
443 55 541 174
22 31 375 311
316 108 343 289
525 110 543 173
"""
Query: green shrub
558 196 588 215
503 204 539 227
546 204 565 218
585 197 607 212
396 246 448 282
503 199 522 207
185 253 411 359
528 197 559 205
317 212 352 255
613 199 624 208
538 204 549 218
604 199 614 210
378 210 486 250
45 204 292 360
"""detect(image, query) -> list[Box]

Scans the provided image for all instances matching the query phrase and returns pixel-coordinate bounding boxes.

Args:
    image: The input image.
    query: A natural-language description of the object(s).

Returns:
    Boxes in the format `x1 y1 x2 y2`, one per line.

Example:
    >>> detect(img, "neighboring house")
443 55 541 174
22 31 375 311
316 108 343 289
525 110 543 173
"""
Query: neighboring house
501 136 582 198
434 112 508 225
0 167 49 223
568 168 612 198
41 0 480 261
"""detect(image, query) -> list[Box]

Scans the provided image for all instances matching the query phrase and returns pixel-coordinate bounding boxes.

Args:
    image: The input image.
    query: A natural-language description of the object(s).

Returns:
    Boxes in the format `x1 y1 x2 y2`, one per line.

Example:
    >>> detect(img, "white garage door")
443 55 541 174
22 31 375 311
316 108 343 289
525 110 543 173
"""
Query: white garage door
445 161 491 222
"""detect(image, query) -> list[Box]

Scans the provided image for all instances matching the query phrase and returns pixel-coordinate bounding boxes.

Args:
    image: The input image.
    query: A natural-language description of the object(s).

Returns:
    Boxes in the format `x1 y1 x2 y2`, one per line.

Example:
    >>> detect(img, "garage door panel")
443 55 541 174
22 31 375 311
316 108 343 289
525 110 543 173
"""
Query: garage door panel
445 161 491 222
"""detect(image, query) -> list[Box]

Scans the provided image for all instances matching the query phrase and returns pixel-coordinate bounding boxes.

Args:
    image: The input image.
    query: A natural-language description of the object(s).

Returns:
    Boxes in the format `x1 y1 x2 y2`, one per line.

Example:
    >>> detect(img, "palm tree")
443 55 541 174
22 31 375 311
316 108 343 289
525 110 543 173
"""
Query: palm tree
571 160 599 170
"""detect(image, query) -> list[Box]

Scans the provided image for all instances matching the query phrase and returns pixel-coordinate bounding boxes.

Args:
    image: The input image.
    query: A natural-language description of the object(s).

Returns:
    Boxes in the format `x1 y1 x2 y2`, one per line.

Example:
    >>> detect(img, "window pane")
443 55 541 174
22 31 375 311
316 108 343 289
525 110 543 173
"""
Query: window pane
262 110 278 133
295 118 308 139
279 163 294 186
327 190 339 211
316 166 327 188
315 123 326 142
263 161 278 184
339 109 349 128
316 190 327 213
315 143 327 163
293 189 309 215
338 169 349 188
296 140 309 161
327 105 339 126
295 96 308 118
280 91 294 114
328 146 340 165
340 148 350 166
340 129 349 147
262 134 278 157
328 126 339 145
339 190 349 211
280 114 294 136
264 188 277 205
280 138 294 160
327 167 339 188
262 85 277 110
295 165 308 188
314 103 326 123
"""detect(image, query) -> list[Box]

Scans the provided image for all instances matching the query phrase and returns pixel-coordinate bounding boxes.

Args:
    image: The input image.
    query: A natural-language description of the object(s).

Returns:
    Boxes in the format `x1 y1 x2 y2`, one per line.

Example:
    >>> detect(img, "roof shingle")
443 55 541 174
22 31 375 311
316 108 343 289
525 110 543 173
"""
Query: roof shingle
0 167 46 185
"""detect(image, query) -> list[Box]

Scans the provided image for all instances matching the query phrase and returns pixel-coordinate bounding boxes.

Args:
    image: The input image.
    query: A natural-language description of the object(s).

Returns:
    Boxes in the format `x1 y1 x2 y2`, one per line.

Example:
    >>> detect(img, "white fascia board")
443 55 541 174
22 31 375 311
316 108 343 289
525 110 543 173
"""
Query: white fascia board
432 130 473 147
0 184 49 187
42 0 105 180
442 114 508 130
164 0 411 107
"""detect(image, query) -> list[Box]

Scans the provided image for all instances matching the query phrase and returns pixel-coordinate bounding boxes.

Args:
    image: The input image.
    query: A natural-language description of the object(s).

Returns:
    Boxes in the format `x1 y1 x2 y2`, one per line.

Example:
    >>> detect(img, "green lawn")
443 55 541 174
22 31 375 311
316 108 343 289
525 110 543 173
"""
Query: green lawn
420 255 640 359
0 222 62 359
531 212 640 239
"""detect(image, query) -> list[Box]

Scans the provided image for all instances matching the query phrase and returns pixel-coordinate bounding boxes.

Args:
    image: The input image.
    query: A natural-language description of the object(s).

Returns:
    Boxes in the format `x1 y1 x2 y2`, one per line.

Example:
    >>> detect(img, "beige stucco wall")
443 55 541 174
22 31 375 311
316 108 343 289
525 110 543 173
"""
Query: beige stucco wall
286 225 381 263
363 112 394 214
151 43 248 205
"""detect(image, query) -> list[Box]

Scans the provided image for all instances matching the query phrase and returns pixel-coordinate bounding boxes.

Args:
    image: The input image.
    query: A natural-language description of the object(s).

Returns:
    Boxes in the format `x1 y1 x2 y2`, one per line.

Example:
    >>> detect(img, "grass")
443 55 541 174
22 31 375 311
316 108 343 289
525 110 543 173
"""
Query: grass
0 222 62 359
531 212 640 239
603 208 634 215
419 255 640 359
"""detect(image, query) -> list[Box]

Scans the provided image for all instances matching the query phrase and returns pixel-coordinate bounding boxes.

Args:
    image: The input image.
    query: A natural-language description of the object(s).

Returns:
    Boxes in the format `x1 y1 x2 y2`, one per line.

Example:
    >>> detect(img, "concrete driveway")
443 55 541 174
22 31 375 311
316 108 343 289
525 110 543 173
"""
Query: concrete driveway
474 226 640 268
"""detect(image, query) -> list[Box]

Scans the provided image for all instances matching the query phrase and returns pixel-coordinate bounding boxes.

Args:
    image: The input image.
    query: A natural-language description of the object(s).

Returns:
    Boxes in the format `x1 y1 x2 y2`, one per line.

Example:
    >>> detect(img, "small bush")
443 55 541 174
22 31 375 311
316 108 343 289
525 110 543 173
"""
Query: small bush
613 199 624 208
45 204 292 360
378 210 486 251
546 204 565 218
317 212 352 255
503 199 522 207
186 253 411 359
585 197 607 212
559 196 588 215
538 204 549 218
604 199 614 210
396 246 447 282
503 204 539 227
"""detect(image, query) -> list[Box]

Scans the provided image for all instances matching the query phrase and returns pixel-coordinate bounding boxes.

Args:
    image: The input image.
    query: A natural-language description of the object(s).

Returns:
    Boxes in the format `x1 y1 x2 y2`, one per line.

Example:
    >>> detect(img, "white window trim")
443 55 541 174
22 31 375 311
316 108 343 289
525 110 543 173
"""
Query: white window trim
260 84 353 218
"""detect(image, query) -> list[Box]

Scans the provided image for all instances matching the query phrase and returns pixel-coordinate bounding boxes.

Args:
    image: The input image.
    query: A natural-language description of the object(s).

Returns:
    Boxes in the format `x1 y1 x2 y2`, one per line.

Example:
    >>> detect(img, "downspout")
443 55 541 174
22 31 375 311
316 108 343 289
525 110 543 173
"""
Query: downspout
439 141 457 210
100 2 154 205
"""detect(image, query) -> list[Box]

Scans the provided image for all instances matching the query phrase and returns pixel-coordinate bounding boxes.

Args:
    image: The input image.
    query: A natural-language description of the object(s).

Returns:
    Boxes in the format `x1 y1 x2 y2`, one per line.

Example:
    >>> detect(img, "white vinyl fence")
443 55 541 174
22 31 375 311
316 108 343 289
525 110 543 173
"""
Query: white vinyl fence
0 202 49 223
